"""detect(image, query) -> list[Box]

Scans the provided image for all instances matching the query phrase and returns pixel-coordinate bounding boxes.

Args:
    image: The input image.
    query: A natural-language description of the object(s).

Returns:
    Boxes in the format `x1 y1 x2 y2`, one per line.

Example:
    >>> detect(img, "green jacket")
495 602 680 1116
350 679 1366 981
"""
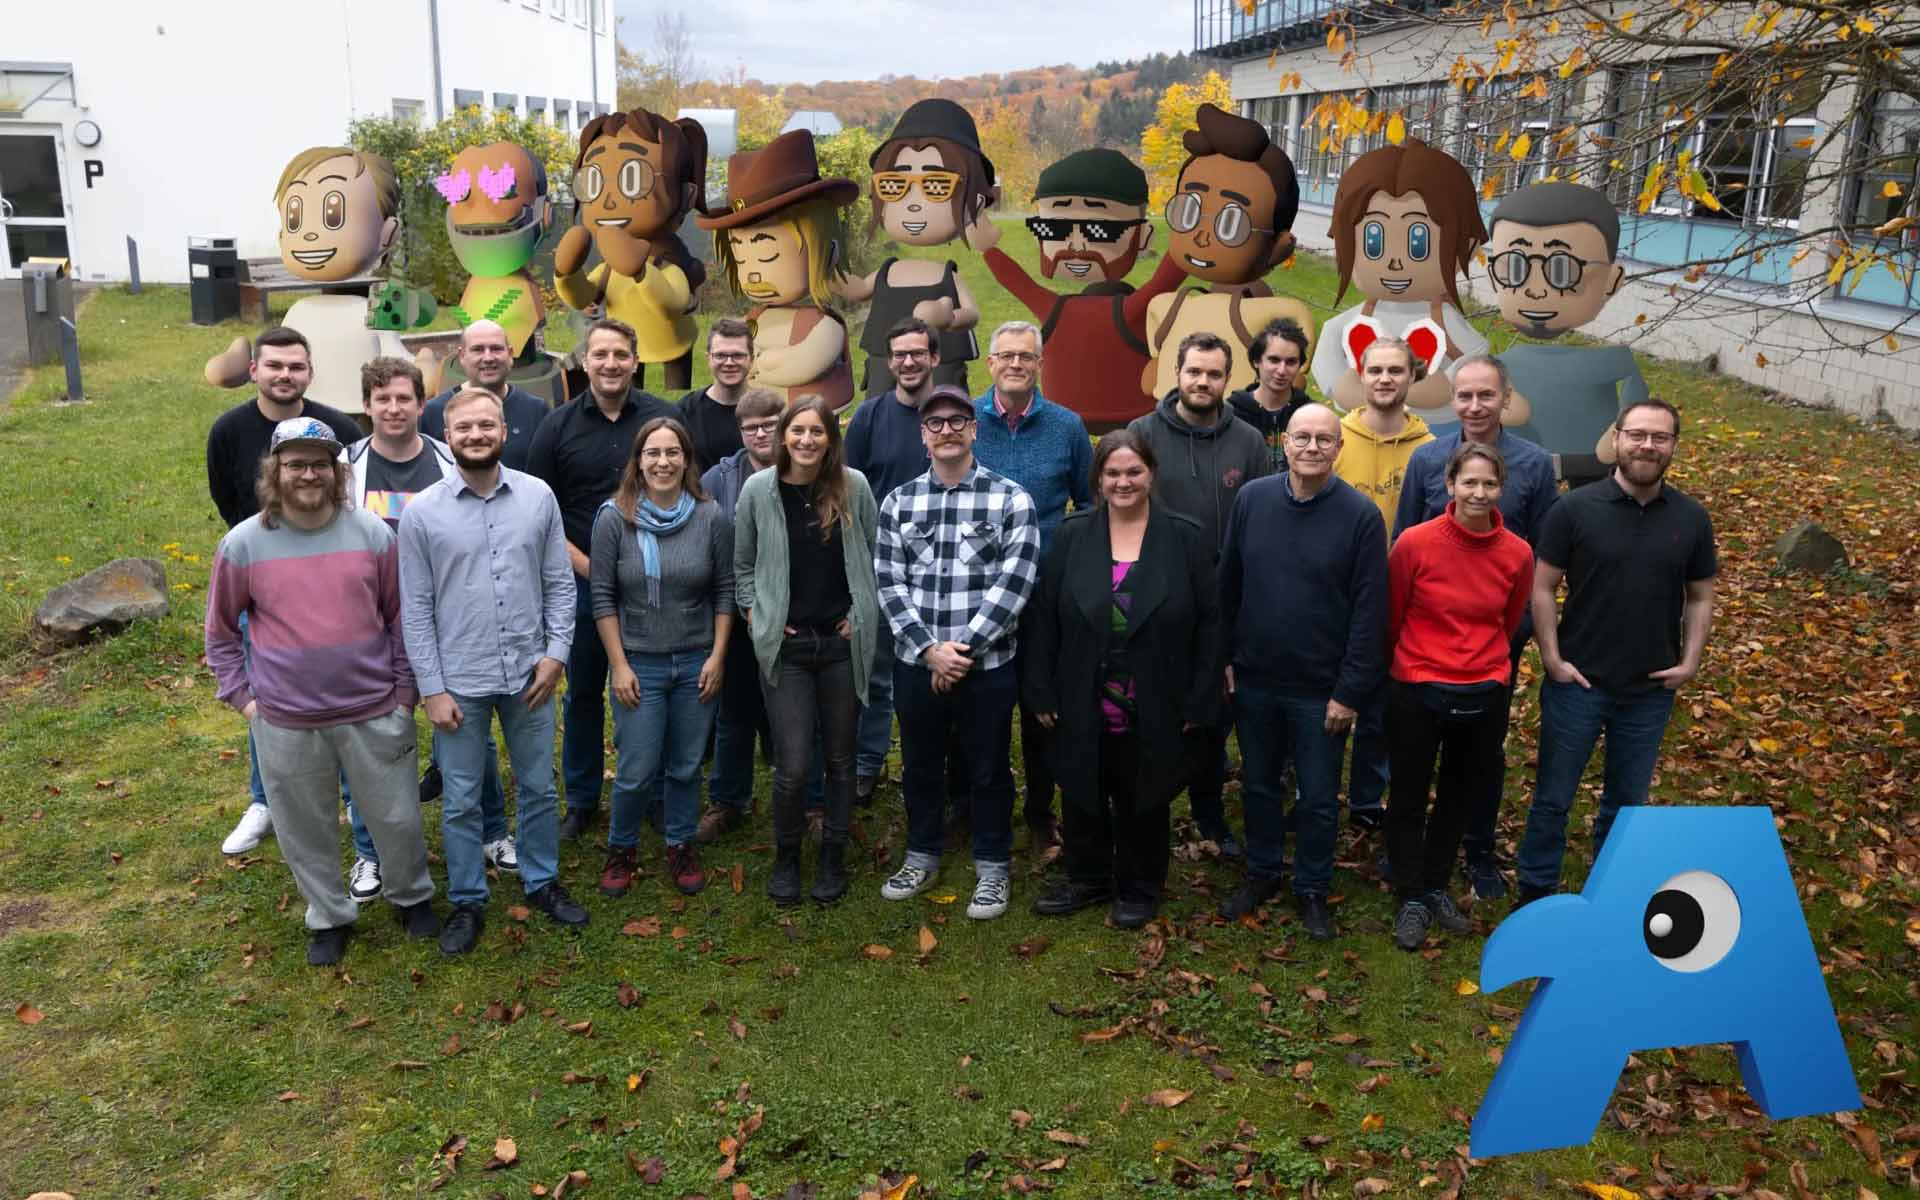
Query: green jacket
732 466 881 702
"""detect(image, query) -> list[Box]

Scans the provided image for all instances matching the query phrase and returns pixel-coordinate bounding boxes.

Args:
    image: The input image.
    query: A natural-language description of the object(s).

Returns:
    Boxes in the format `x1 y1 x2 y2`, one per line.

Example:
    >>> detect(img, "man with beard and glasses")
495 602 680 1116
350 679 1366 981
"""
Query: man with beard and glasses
400 388 585 955
420 320 553 473
1515 398 1716 907
677 318 756 473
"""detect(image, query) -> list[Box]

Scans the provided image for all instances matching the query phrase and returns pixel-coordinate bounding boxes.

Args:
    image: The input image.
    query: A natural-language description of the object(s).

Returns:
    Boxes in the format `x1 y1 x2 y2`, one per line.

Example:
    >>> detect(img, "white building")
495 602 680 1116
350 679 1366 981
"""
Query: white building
2 0 617 283
781 110 843 137
1195 0 1920 431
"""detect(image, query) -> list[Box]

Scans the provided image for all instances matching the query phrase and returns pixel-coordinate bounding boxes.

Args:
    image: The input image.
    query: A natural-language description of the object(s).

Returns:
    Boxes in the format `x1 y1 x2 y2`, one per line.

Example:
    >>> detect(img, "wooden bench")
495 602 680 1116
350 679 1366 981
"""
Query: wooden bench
237 257 382 324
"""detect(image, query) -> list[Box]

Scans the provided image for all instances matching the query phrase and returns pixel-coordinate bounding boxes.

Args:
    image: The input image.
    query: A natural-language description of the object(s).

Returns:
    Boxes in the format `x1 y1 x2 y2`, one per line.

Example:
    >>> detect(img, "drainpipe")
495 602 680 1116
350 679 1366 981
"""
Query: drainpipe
429 0 445 120
588 0 600 108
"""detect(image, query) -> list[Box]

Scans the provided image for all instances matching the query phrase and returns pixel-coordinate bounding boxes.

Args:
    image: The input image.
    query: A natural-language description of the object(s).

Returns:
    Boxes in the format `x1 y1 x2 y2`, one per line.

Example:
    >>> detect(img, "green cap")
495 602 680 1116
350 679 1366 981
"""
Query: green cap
1033 148 1148 206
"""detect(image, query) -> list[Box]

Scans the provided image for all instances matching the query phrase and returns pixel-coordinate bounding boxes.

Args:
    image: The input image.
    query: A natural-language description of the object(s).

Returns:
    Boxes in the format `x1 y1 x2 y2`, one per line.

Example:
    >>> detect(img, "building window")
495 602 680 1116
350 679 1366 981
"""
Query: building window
1459 76 1575 201
526 95 548 122
548 0 564 17
494 92 518 113
392 98 425 124
1845 91 1920 309
452 88 483 112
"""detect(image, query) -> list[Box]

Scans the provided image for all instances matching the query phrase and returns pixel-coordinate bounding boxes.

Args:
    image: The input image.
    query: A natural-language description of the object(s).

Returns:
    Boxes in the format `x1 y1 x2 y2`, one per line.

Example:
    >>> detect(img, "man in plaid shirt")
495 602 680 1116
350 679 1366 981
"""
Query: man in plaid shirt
875 383 1042 920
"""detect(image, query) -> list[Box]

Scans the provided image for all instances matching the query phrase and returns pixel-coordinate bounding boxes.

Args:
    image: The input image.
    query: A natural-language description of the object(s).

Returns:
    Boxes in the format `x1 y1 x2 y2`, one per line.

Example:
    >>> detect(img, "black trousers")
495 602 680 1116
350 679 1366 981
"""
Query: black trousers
1062 733 1172 901
1458 637 1526 866
1385 680 1510 901
761 632 857 848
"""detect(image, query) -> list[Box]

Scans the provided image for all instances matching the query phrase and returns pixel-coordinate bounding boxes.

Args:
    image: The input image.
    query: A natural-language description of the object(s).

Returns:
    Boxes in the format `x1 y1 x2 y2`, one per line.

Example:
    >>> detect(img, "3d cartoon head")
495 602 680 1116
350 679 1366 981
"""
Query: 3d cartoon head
702 130 856 307
1331 139 1484 310
571 108 709 243
868 98 996 248
1025 148 1152 283
1167 104 1300 285
437 141 552 279
1486 182 1626 340
274 147 399 283
1471 806 1860 1158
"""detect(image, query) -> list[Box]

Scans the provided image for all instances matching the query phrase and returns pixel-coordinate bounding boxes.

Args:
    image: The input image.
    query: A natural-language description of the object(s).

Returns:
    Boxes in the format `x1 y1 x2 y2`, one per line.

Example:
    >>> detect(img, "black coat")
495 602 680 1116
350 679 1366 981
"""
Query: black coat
1022 504 1225 816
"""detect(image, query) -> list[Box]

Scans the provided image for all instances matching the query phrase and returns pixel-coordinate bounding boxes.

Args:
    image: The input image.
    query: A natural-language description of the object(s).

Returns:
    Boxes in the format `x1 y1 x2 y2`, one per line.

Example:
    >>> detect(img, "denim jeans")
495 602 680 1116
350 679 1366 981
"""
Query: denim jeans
440 690 560 906
854 619 896 777
561 579 610 818
708 621 768 814
1233 681 1349 896
1345 687 1389 817
1517 679 1677 891
761 631 857 847
609 650 715 851
349 728 506 864
895 660 1018 864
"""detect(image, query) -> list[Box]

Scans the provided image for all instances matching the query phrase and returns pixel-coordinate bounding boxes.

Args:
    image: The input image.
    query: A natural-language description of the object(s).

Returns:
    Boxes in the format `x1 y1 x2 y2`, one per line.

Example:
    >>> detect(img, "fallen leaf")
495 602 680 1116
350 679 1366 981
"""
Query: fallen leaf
1455 979 1480 996
728 1013 748 1040
1045 1129 1090 1147
565 1019 593 1036
441 1034 461 1057
1011 1109 1033 1129
617 981 641 1009
275 1090 301 1102
15 1003 45 1025
1292 1060 1314 1081
484 1136 518 1170
862 944 895 960
1577 1185 1641 1200
623 916 663 937
1359 1112 1384 1132
627 1151 665 1183
1011 935 1052 961
731 862 745 894
345 1016 375 1031
1146 1089 1192 1108
918 926 938 956
506 904 532 922
627 1069 650 1091
1354 1180 1393 1197
391 1059 430 1071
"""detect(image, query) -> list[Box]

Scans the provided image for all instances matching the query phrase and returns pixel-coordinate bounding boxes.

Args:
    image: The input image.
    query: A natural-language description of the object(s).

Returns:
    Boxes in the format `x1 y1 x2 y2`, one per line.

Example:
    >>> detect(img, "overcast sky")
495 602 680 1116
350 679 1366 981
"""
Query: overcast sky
614 0 1195 86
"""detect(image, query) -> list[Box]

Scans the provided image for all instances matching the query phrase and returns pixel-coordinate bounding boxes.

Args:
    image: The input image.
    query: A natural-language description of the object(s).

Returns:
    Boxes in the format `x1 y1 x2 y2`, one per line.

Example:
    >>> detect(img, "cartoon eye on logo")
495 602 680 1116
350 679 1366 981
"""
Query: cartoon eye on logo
434 169 473 204
322 190 346 231
618 158 656 200
1363 220 1385 260
1644 870 1740 972
1408 221 1431 261
477 163 517 202
285 195 303 233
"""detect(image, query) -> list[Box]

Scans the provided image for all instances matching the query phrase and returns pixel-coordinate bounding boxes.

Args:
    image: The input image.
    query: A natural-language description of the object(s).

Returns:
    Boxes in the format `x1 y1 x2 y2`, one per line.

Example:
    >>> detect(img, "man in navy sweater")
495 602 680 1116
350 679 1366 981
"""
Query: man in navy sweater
1217 403 1387 940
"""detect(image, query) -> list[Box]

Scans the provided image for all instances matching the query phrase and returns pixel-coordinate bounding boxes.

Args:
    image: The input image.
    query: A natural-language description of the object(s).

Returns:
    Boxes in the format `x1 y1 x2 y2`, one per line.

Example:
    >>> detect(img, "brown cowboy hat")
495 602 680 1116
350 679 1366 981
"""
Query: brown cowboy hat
696 130 857 230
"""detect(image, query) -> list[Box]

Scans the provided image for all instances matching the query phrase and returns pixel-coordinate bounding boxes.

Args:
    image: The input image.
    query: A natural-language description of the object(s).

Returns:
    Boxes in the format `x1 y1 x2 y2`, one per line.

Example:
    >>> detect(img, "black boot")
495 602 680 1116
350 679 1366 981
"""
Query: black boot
811 841 849 905
767 843 802 907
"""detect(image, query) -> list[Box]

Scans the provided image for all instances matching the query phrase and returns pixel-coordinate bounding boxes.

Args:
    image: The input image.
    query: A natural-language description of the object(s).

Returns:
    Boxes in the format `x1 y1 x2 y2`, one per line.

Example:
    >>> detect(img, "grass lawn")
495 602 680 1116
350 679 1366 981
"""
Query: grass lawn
1 220 1916 1200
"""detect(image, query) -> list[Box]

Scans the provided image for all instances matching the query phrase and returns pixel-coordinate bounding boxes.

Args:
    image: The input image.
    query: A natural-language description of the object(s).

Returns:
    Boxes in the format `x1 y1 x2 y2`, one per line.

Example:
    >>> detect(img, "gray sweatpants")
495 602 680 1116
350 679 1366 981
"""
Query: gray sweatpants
254 707 434 930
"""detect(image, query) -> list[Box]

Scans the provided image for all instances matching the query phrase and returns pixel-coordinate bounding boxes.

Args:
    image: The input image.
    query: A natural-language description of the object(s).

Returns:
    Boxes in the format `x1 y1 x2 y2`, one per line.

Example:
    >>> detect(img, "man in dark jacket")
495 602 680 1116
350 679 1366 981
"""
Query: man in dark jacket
1126 332 1271 854
1226 318 1312 473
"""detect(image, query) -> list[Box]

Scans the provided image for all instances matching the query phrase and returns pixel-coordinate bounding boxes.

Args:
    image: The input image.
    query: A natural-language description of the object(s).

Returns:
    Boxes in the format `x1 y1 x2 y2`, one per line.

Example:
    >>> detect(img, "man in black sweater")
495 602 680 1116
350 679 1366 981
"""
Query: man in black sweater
1216 403 1387 940
1226 318 1312 474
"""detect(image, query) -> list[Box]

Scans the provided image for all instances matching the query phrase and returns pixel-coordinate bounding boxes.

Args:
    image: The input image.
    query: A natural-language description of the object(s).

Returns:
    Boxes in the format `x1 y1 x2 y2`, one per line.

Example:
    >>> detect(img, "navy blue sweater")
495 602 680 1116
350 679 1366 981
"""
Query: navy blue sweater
1219 473 1387 708
844 390 930 507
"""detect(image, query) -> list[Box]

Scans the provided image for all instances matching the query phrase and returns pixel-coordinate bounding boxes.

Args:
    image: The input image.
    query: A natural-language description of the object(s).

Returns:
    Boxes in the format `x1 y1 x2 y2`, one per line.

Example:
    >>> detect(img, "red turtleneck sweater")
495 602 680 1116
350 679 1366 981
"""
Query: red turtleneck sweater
1387 502 1535 685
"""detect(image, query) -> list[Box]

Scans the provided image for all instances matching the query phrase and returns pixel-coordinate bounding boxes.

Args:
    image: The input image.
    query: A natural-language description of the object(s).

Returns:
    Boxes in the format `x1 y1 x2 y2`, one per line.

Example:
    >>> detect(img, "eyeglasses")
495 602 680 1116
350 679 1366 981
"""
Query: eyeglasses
709 351 750 363
280 458 335 476
990 351 1039 365
574 158 655 204
1024 216 1146 244
1286 433 1339 449
1488 249 1603 291
739 420 780 438
872 170 961 202
1165 192 1273 248
921 415 974 433
888 348 931 362
1617 428 1676 446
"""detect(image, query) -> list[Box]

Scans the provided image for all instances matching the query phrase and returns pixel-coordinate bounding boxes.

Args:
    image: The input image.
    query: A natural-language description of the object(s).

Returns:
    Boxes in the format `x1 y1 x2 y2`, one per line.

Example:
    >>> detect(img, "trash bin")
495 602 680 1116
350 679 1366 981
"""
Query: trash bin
188 235 240 325
20 257 75 367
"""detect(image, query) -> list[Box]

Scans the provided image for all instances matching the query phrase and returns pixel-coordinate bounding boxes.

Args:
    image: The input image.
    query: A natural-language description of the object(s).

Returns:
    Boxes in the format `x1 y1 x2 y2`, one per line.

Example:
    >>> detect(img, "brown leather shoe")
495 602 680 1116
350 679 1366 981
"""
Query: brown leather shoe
696 807 741 844
598 846 638 898
667 844 706 895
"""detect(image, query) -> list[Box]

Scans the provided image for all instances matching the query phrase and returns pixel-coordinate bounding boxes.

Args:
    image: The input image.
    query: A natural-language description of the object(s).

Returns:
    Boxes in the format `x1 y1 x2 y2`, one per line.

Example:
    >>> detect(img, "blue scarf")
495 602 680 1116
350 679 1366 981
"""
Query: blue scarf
631 493 696 608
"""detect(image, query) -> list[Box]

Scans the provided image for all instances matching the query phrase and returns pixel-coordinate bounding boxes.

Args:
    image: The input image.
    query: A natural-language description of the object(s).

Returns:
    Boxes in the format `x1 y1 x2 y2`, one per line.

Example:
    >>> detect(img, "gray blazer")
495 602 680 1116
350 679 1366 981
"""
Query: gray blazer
732 466 880 702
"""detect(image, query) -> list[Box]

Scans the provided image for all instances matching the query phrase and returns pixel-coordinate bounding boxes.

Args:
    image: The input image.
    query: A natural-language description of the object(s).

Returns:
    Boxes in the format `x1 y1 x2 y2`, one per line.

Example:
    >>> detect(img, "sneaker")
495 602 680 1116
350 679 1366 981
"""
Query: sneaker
525 882 589 928
418 763 443 804
1393 899 1434 951
393 900 441 940
348 856 382 903
967 873 1011 921
1466 859 1508 901
306 923 353 967
557 808 595 842
666 844 705 895
1032 880 1113 917
696 807 741 844
1110 896 1158 929
880 859 936 902
598 847 638 898
1296 893 1337 941
1428 890 1473 934
1218 875 1284 922
439 903 485 955
221 805 273 855
483 836 519 873
1512 881 1554 910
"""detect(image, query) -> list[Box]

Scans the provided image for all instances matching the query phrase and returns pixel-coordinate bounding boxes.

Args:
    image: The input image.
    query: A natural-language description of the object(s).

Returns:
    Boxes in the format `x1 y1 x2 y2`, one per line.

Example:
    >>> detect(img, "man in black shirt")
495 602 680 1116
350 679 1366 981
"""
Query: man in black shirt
1226 318 1312 474
676 318 754 473
204 326 364 857
420 319 553 472
526 317 674 840
1517 397 1717 905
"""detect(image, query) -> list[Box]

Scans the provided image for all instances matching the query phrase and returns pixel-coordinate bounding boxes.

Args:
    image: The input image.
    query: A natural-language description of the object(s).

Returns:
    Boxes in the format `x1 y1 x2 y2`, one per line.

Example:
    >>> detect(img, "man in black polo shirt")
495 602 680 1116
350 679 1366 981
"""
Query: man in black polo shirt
526 317 674 840
420 319 553 472
1516 397 1716 905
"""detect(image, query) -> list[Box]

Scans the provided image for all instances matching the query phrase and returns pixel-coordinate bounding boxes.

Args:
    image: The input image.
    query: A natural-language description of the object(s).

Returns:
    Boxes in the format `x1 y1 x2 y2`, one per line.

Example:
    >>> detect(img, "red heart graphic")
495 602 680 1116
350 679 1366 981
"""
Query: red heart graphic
1404 324 1441 366
1345 321 1379 368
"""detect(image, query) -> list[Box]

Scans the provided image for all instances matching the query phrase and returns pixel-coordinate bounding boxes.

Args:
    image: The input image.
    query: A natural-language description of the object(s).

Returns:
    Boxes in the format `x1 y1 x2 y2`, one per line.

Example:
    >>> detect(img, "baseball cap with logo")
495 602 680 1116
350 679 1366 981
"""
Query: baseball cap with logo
270 417 344 455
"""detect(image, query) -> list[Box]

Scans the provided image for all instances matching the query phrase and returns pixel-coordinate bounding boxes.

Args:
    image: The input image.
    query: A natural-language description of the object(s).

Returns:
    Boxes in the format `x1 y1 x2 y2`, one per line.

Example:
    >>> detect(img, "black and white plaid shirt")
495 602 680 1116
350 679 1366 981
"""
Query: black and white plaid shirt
875 461 1041 672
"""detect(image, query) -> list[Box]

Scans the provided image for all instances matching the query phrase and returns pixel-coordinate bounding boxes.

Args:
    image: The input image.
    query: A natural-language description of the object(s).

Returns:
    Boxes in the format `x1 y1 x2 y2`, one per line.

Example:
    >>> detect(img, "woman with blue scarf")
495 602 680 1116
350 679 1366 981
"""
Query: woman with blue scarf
590 416 735 898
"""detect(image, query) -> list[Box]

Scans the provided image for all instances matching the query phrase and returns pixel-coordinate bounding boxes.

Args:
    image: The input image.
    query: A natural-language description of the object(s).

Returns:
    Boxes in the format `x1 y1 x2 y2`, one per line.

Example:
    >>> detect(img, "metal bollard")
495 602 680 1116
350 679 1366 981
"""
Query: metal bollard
127 237 142 294
58 317 84 404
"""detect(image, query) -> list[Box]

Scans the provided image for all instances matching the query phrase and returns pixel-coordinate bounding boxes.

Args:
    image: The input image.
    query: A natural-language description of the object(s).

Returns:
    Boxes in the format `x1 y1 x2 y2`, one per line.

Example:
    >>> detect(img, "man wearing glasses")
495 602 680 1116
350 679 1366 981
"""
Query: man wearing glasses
1483 182 1649 487
1516 398 1716 907
676 318 757 473
970 148 1186 429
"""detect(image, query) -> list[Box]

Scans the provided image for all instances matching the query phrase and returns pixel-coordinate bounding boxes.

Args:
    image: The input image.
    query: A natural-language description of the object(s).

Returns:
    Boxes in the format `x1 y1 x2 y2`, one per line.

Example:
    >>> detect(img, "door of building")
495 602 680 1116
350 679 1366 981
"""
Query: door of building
0 129 72 279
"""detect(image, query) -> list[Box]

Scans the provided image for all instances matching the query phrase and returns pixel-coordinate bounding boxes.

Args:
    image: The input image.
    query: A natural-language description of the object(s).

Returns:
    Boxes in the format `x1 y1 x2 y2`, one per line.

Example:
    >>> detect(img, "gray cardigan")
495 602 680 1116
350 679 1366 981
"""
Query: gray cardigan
732 466 880 702
589 498 735 654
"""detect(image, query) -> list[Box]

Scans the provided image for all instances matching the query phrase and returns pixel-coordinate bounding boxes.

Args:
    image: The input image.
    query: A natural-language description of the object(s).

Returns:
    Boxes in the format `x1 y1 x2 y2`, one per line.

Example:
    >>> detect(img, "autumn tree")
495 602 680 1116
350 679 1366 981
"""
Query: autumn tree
1140 70 1234 209
616 9 698 116
973 99 1040 211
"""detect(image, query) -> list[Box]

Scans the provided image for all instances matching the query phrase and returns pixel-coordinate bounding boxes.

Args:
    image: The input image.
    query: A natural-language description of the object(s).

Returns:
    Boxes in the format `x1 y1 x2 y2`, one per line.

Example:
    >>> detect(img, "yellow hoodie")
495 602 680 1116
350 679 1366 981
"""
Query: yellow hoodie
1334 408 1433 539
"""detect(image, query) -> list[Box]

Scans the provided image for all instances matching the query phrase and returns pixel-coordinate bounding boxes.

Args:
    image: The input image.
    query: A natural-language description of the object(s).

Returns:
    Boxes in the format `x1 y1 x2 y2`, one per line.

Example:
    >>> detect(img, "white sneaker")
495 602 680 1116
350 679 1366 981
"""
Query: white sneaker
967 873 1010 921
483 836 519 872
221 805 273 855
348 856 382 903
880 860 935 901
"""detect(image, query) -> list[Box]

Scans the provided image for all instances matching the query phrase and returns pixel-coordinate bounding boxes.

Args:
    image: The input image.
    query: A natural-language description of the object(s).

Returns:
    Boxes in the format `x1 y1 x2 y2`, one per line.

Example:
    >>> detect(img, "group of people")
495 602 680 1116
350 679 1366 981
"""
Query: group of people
204 304 1716 966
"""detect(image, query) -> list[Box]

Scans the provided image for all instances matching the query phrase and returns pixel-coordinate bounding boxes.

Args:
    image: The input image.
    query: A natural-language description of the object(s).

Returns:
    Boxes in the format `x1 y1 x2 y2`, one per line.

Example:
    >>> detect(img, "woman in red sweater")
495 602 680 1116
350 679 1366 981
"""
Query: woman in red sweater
1384 442 1534 950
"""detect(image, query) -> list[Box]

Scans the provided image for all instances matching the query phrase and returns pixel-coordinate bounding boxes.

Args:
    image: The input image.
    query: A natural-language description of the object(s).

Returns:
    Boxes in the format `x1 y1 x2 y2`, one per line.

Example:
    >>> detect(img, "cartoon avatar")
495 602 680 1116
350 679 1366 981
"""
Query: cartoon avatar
1472 806 1860 1158
552 109 709 390
435 141 555 359
971 147 1187 430
1142 103 1315 399
696 130 858 410
1485 182 1649 486
1310 139 1490 428
203 146 415 415
839 98 995 397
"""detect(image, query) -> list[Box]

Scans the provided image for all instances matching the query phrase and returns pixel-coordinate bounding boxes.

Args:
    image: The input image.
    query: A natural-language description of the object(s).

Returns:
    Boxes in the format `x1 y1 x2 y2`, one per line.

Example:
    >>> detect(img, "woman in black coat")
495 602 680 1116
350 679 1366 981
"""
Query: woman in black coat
1023 430 1224 928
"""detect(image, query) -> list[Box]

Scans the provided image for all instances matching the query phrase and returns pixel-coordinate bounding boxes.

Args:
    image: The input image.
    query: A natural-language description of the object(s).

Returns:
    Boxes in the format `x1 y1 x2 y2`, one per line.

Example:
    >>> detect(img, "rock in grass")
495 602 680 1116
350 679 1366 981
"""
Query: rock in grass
1771 521 1848 575
33 557 169 644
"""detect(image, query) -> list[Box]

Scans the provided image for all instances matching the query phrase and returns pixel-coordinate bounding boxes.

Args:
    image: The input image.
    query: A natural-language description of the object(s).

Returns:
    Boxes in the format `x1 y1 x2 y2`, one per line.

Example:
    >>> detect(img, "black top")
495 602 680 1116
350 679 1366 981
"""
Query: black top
781 480 850 630
205 397 363 528
857 258 977 365
1536 475 1718 693
843 391 931 505
363 446 445 530
421 384 552 473
675 387 746 475
1226 386 1310 474
525 388 675 560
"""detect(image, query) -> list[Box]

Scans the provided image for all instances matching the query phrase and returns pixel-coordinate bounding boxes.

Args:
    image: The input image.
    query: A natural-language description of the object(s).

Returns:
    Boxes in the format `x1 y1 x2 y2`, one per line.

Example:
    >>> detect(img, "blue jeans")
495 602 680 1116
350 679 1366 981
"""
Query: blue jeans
561 579 610 818
895 660 1017 864
610 651 715 850
440 690 560 905
349 730 506 863
1517 680 1677 891
855 620 896 777
1345 688 1389 817
1233 682 1349 896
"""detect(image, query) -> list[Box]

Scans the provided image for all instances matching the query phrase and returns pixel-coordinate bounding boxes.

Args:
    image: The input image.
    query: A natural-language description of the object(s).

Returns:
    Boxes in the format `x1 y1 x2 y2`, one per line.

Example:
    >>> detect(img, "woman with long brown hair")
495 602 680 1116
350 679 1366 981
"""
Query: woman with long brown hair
589 417 734 898
732 394 880 905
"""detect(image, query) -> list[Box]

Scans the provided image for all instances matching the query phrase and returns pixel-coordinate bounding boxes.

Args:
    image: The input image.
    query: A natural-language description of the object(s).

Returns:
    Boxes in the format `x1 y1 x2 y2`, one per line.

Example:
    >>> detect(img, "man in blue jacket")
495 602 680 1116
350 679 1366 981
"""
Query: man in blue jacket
1217 403 1387 940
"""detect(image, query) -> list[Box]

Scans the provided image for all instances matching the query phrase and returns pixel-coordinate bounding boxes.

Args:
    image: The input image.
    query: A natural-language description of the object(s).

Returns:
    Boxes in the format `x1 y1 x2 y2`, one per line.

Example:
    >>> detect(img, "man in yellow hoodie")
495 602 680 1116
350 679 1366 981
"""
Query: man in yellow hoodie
1333 336 1434 832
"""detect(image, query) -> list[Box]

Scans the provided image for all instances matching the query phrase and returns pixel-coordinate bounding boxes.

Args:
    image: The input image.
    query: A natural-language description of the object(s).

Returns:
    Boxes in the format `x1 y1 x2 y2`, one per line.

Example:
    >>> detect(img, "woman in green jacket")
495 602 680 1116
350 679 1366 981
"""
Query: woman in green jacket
733 394 880 905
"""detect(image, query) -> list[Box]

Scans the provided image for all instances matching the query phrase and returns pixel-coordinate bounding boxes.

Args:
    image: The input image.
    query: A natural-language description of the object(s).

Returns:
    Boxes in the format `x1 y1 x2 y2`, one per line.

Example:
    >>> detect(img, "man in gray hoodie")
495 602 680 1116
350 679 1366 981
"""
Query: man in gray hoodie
1126 331 1272 852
